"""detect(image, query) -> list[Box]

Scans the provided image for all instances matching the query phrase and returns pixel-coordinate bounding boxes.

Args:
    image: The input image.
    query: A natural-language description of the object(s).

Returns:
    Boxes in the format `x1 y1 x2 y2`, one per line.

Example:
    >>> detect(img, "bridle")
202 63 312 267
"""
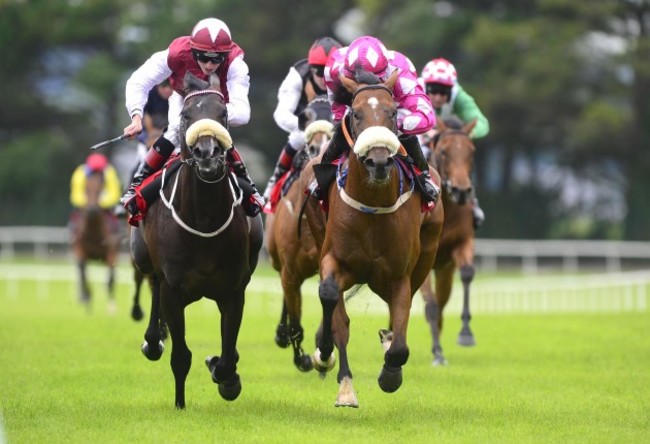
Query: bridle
347 84 397 142
180 89 229 178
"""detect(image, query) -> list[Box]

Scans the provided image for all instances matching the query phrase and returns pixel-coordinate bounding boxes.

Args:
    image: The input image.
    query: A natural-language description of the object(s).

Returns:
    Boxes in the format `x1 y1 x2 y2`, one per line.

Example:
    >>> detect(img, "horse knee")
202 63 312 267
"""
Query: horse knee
385 344 409 368
319 275 339 310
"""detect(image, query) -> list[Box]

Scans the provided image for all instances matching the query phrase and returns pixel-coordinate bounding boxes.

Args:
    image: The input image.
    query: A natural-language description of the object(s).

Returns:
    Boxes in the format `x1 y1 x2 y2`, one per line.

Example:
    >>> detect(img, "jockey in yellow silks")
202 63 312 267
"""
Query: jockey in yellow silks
70 153 121 209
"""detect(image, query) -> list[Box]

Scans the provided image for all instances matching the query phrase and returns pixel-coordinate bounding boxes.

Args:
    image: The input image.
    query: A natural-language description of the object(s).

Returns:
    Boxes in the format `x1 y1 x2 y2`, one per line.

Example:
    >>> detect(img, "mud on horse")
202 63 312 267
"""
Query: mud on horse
265 95 334 372
305 68 444 407
130 72 263 409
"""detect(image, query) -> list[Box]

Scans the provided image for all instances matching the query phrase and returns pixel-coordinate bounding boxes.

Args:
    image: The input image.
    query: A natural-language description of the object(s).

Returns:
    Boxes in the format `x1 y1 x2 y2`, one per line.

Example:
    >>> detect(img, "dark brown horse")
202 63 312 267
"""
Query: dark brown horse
265 96 333 372
130 72 263 409
420 117 478 365
306 69 444 407
70 171 120 312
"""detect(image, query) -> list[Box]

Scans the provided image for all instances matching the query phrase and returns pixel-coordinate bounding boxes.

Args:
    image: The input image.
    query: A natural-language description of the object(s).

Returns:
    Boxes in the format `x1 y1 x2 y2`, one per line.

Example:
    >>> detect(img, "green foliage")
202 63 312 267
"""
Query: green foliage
2 0 650 239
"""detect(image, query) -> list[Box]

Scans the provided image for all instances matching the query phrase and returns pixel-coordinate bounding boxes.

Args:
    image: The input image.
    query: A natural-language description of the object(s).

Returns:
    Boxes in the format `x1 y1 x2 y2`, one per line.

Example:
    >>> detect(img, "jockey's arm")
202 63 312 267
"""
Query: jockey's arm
125 50 173 138
453 86 490 139
70 166 87 208
225 56 251 127
273 67 302 133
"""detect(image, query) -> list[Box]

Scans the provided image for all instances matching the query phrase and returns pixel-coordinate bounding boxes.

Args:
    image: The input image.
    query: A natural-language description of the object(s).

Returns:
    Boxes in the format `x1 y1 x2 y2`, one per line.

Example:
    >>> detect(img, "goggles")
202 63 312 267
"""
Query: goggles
193 50 228 64
310 66 325 77
425 83 452 96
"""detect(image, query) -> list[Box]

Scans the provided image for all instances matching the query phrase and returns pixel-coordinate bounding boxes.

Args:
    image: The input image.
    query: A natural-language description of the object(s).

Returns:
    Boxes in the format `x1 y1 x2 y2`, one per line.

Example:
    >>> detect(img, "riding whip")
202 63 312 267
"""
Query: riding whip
89 134 128 150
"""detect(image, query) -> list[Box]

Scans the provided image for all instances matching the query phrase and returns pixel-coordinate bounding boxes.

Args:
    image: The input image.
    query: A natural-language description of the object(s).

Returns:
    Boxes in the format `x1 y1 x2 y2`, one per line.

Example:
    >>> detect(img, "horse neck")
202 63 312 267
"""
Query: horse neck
345 152 401 207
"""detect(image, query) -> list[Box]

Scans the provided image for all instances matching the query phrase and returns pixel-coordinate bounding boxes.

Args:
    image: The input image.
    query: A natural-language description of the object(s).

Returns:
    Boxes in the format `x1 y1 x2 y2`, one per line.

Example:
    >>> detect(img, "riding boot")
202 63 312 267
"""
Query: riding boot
400 134 440 204
263 143 297 201
313 121 349 200
120 135 175 216
227 146 264 217
472 196 485 229
320 120 348 164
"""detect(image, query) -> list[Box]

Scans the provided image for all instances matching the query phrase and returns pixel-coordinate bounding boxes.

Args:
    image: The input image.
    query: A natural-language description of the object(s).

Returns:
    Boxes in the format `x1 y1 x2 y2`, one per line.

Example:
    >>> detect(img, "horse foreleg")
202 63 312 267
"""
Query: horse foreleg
378 279 411 393
430 265 454 366
457 264 476 346
106 260 116 315
141 273 164 361
332 302 356 407
160 282 191 409
207 291 244 402
313 273 338 375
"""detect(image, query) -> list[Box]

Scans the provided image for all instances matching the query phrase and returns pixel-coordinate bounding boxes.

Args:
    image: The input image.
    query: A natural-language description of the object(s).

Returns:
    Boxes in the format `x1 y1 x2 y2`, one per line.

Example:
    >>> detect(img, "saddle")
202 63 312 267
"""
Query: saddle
263 151 310 214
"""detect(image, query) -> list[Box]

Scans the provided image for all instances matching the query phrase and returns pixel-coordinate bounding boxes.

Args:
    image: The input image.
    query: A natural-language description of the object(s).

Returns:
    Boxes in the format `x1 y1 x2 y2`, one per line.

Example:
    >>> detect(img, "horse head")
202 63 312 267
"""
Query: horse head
340 67 400 183
433 117 476 205
180 72 231 183
301 96 333 160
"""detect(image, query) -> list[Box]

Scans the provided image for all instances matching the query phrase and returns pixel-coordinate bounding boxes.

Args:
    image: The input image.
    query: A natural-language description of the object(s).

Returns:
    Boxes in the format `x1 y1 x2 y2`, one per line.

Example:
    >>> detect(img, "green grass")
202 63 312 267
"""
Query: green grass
0 260 649 443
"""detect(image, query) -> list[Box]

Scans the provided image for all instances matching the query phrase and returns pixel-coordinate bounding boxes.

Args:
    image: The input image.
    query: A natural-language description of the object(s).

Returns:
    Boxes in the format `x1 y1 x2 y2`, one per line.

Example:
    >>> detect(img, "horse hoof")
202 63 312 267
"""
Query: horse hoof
432 356 448 366
141 340 164 361
457 334 476 347
294 354 313 372
311 348 335 375
275 334 290 349
218 374 242 401
131 305 144 321
378 365 402 393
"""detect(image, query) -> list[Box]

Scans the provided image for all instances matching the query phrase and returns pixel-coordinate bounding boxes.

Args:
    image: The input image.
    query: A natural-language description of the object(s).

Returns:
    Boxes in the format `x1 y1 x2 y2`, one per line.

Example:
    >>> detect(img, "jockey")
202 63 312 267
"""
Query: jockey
319 36 440 207
420 57 490 227
120 17 263 218
262 36 341 202
70 153 121 210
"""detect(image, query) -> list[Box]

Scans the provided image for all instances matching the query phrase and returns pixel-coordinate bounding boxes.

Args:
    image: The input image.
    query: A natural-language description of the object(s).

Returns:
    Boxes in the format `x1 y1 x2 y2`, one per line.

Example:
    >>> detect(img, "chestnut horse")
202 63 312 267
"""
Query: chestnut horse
265 96 333 372
306 69 444 407
70 171 120 312
130 72 263 409
420 117 478 365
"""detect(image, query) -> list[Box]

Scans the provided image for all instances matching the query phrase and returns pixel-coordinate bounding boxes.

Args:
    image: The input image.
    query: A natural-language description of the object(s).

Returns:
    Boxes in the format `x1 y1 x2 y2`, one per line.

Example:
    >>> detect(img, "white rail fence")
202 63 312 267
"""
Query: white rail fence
2 226 650 273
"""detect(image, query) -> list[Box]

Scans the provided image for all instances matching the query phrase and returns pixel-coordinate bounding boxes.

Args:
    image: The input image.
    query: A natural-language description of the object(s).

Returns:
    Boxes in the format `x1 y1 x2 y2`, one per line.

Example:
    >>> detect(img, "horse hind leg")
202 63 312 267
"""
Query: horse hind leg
141 273 164 361
282 272 313 372
457 264 476 346
131 267 145 321
275 302 290 348
425 300 447 366
106 263 117 315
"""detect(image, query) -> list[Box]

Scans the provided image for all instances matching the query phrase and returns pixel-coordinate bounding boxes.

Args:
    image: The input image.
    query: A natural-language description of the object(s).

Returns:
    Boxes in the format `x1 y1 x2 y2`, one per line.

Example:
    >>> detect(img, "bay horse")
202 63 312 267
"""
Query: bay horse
265 96 333 372
70 170 120 312
420 117 478 365
130 72 264 409
306 69 444 407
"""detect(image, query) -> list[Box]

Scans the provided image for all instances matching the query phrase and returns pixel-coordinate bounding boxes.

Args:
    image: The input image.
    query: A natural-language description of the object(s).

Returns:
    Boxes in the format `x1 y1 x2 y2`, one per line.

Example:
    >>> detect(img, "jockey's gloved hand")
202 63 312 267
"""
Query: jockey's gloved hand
288 130 305 150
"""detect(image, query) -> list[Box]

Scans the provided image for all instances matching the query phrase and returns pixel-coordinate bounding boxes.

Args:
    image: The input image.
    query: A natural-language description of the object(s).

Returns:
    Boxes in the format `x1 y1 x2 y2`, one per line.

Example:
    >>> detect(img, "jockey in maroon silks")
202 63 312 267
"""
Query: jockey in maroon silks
121 17 263 219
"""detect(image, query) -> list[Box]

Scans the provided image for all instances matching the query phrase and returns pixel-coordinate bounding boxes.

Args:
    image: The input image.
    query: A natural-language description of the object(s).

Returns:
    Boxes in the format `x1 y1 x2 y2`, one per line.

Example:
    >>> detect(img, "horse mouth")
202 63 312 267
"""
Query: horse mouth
196 157 226 182
363 148 395 182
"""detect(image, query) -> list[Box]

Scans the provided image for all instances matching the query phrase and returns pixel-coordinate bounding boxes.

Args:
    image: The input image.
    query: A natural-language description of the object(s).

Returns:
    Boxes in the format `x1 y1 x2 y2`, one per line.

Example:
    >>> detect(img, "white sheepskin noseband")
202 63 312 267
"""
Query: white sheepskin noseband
185 118 232 148
304 120 334 144
352 126 400 157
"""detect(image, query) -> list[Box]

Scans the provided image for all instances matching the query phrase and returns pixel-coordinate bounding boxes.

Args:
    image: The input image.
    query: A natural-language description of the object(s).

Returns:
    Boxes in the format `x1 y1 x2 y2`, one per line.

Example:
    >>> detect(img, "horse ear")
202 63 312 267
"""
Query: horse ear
383 69 400 91
209 73 222 94
340 72 358 94
462 118 477 135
